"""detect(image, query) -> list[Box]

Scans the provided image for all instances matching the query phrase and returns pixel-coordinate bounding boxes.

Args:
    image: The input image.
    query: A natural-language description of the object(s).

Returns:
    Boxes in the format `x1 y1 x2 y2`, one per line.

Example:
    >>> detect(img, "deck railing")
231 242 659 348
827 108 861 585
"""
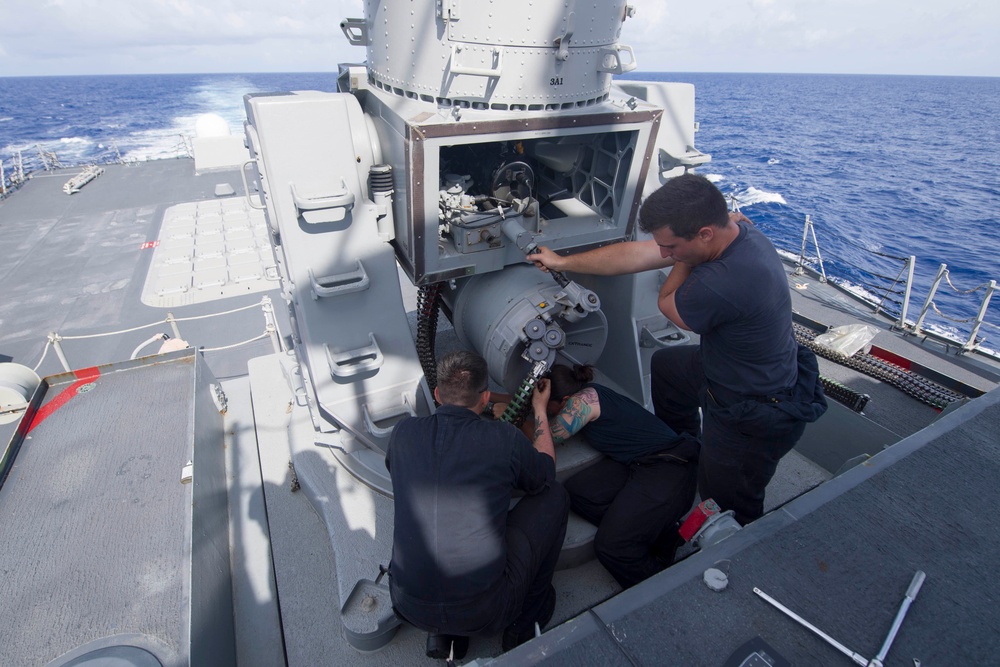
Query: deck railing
791 215 998 355
0 151 27 199
912 265 997 352
33 296 284 374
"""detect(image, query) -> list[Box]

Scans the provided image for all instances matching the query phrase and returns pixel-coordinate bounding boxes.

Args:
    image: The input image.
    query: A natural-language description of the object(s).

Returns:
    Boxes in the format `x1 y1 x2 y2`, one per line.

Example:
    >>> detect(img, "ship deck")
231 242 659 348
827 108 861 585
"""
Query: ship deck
2 159 999 666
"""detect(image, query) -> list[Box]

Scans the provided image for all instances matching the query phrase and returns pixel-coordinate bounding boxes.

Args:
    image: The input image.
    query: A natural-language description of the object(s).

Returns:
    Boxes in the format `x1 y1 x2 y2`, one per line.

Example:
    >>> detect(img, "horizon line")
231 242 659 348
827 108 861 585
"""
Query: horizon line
1 69 997 80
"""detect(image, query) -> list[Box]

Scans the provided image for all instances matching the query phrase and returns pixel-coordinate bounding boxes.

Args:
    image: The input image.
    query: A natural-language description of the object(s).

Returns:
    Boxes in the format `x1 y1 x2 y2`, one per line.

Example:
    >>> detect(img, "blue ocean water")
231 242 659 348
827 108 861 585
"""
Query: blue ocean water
642 72 1000 341
1 72 998 338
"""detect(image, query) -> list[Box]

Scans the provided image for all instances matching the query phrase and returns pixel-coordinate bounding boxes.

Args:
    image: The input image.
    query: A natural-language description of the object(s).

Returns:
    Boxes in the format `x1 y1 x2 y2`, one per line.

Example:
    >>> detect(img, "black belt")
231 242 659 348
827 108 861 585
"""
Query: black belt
707 383 792 408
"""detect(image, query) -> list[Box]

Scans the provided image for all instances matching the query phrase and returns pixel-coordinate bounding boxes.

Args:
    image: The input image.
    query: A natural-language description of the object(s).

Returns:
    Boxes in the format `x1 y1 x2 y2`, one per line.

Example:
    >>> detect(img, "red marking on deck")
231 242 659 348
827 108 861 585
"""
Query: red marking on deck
869 345 912 370
140 240 160 250
25 367 102 434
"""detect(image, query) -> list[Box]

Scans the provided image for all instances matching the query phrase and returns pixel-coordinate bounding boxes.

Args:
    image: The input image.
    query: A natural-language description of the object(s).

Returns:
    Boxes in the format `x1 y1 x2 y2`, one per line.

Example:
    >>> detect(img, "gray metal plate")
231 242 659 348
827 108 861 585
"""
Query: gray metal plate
1 355 197 665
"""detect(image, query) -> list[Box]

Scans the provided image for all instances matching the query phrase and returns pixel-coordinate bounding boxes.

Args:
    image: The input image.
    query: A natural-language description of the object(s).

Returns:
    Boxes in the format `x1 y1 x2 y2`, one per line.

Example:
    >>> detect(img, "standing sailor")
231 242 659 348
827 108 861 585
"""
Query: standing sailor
529 174 827 526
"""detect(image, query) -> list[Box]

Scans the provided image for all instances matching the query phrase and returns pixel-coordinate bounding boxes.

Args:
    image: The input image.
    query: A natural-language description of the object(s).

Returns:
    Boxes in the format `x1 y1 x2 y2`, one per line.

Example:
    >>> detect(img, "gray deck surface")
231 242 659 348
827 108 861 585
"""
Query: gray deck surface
0 357 195 666
0 160 282 383
4 159 1000 667
488 386 1000 666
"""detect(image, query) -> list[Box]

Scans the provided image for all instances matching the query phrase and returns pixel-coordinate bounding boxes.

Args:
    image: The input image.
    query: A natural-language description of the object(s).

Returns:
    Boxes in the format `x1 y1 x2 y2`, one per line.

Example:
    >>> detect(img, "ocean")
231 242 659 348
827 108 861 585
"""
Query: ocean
1 71 998 339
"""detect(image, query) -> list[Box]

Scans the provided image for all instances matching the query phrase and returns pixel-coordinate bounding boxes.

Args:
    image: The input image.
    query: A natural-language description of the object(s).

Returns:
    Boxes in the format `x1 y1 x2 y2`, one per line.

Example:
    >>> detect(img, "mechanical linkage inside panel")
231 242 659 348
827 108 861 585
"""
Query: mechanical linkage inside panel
437 131 639 258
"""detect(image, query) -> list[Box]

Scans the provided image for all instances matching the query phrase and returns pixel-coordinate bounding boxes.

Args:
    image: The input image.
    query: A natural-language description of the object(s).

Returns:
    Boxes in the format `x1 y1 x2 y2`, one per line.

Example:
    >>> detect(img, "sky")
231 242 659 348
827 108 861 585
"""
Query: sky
0 0 997 78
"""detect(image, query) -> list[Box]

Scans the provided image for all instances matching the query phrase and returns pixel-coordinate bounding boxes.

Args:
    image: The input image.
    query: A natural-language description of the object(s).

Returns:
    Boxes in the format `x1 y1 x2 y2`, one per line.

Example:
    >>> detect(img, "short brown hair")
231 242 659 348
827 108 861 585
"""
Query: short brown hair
436 351 489 408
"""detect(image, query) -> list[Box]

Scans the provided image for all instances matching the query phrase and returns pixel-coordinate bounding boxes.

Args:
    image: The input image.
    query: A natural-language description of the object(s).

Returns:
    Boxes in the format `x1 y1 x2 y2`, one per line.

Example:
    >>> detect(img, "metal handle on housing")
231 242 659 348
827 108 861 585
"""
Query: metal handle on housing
291 180 355 214
363 399 416 439
325 334 384 379
340 18 370 46
308 262 370 299
450 44 504 77
597 45 637 74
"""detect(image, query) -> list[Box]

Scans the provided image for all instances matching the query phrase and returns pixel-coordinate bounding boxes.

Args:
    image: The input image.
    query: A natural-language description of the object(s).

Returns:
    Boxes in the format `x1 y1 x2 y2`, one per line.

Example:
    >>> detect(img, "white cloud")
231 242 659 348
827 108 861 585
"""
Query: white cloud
164 0 198 18
0 0 363 74
0 0 997 76
620 0 1000 76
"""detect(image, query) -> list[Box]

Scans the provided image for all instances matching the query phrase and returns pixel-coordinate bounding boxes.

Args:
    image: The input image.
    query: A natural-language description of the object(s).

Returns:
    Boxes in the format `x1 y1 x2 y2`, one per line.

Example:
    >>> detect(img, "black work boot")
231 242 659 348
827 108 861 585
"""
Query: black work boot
426 633 469 660
501 585 557 652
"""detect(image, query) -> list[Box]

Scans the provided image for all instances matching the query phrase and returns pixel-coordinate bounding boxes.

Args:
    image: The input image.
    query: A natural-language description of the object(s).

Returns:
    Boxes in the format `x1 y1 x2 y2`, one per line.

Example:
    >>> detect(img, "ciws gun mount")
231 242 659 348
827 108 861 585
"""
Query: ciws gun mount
244 0 706 520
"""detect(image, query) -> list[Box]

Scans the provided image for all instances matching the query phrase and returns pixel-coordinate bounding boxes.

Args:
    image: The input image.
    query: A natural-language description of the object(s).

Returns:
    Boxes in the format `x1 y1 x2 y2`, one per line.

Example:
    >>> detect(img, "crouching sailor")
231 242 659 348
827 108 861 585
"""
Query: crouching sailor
386 351 570 658
546 363 699 589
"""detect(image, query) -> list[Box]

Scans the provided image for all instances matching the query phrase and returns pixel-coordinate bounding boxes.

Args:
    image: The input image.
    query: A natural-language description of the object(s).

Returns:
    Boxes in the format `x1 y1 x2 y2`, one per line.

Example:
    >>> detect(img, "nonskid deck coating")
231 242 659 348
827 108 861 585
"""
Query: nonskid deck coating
485 387 1000 665
0 358 195 665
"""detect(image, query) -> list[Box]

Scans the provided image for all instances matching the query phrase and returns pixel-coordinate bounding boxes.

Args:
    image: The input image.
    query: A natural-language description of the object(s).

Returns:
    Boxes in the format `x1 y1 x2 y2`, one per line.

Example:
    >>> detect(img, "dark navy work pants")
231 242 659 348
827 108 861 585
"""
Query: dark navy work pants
565 454 697 588
393 481 569 637
650 345 806 526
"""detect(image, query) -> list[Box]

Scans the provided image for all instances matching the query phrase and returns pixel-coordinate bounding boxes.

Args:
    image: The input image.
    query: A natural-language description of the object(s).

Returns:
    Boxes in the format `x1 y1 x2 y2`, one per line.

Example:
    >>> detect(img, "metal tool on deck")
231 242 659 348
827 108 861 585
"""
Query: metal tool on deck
754 570 926 667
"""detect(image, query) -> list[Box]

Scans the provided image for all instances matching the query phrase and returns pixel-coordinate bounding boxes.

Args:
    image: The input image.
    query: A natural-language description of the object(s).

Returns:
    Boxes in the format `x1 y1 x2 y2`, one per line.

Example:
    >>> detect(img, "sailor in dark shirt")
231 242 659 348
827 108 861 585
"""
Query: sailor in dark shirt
528 174 826 526
546 364 698 589
386 351 569 656
644 176 826 525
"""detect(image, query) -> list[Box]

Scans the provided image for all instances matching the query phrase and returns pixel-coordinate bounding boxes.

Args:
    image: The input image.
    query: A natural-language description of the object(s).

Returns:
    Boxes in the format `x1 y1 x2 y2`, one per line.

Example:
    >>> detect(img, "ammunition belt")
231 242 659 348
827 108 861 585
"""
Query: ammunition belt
794 323 964 410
